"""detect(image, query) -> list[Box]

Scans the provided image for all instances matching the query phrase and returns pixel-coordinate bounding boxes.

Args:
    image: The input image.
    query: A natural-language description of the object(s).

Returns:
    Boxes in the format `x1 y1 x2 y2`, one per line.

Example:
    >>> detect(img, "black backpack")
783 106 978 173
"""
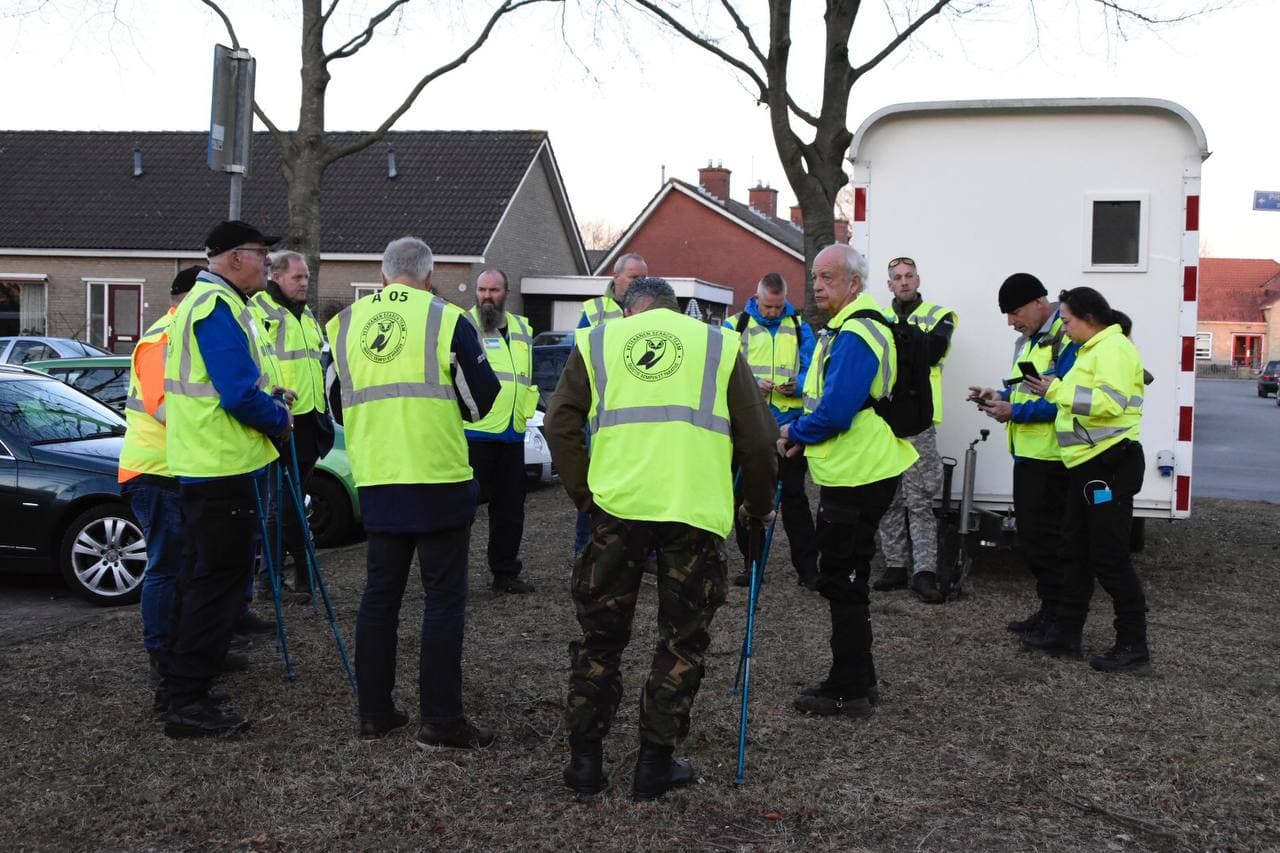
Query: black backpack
850 309 934 438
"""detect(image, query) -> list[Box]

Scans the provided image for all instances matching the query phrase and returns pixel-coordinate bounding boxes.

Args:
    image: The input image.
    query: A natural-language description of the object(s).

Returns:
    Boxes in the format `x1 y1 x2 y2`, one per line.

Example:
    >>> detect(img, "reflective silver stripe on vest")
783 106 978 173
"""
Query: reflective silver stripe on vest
172 280 266 400
164 378 220 398
1057 420 1133 447
588 323 729 436
805 333 833 410
489 370 530 386
155 402 166 423
334 294 454 411
1097 383 1143 410
591 297 623 324
1071 385 1093 415
125 395 147 414
851 317 893 395
909 304 949 331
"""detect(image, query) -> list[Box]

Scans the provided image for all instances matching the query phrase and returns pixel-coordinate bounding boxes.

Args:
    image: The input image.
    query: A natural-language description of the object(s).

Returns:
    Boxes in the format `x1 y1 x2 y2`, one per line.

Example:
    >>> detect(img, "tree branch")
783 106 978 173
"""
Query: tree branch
718 0 766 68
324 0 411 63
323 0 558 165
1091 0 1226 27
625 0 770 103
854 0 952 79
321 0 341 24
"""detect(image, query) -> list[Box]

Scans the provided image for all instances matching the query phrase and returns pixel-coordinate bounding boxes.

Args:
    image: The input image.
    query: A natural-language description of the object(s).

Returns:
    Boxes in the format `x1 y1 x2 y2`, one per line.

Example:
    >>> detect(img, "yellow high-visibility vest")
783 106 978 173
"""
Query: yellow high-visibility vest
250 290 327 415
118 312 175 479
734 312 803 412
581 293 623 328
1045 323 1144 468
1005 313 1067 461
465 308 538 435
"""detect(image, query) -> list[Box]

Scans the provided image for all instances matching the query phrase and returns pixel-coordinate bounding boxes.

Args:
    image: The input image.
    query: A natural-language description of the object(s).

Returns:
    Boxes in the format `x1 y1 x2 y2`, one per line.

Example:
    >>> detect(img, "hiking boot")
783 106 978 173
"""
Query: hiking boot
492 576 535 594
632 741 694 801
415 718 495 749
797 569 820 590
792 692 874 718
235 610 275 635
359 709 411 740
163 698 249 739
153 685 230 717
563 737 606 795
872 565 908 591
1007 606 1049 635
221 651 250 673
910 571 944 604
1021 623 1083 659
1089 643 1151 673
799 681 880 706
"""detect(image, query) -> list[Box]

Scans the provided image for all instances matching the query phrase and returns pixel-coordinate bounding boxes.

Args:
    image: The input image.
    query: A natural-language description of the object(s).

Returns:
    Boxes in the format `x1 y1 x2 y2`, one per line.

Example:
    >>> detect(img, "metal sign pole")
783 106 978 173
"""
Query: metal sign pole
209 45 256 219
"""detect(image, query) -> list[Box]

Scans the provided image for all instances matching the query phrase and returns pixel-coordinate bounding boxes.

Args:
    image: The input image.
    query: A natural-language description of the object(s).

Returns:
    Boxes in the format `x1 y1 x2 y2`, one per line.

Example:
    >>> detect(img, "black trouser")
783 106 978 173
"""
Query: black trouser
467 440 526 579
1012 458 1069 612
734 450 817 578
357 525 471 723
162 475 261 706
1057 441 1148 643
813 477 899 697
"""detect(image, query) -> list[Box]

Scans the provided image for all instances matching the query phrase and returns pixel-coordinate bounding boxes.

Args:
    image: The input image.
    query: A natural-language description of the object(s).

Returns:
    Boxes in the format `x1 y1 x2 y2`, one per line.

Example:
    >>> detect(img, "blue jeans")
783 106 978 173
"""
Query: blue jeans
123 479 183 654
356 525 470 723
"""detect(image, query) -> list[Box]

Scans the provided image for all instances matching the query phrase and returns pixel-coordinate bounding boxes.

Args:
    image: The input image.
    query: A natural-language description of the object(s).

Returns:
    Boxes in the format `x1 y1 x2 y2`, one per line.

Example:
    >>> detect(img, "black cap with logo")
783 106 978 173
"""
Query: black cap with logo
204 220 280 257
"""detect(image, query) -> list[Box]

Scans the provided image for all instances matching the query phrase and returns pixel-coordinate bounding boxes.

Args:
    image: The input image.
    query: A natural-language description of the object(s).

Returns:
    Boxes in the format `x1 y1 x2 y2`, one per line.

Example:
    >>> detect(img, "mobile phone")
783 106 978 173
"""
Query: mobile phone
1017 361 1041 380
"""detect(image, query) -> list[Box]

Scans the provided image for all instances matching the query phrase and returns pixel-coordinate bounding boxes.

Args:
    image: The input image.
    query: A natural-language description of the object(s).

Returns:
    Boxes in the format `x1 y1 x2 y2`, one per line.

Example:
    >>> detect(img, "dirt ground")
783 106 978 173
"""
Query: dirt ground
1 488 1276 852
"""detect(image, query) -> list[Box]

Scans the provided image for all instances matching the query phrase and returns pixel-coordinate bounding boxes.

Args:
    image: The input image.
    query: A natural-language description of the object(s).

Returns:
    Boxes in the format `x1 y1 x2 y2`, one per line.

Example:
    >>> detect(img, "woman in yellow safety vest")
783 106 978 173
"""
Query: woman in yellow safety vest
1021 287 1150 674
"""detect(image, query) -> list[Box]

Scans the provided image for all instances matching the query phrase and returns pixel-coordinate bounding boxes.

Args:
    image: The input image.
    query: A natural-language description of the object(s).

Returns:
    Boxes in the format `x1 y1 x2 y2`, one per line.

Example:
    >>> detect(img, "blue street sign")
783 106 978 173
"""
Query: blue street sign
1254 191 1280 211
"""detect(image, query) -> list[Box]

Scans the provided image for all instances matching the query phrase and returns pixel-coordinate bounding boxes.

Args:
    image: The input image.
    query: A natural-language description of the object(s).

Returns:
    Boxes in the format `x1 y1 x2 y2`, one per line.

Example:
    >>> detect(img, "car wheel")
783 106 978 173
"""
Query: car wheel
59 504 147 606
307 474 352 549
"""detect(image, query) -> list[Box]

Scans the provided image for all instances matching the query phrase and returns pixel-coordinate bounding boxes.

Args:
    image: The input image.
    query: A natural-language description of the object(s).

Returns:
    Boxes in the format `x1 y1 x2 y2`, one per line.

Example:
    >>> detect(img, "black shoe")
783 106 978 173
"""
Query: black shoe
492 576 535 594
632 741 695 801
797 569 820 590
910 571 944 604
359 709 411 740
799 680 880 706
872 565 908 591
1007 606 1049 635
563 737 606 795
221 651 250 673
1021 623 1083 659
235 610 276 635
1090 643 1151 673
163 698 249 738
415 718 495 749
733 570 750 587
792 692 874 718
153 685 230 717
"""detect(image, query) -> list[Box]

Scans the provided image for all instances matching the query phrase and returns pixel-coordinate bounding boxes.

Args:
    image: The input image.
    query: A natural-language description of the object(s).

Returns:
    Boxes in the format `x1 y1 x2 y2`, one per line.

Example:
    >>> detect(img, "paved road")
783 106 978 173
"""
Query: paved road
1193 378 1280 502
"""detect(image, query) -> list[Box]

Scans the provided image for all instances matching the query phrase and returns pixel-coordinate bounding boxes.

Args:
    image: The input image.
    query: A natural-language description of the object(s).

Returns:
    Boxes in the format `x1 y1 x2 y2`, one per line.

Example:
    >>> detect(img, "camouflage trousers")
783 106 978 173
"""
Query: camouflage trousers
878 425 944 575
565 509 728 747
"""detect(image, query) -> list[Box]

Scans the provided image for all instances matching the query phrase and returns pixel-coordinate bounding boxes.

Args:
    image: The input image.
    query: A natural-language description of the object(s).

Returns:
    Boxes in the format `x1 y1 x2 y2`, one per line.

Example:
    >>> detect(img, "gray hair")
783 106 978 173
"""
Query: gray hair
758 272 787 295
381 236 434 283
613 252 646 275
269 250 305 278
828 243 868 289
622 276 678 313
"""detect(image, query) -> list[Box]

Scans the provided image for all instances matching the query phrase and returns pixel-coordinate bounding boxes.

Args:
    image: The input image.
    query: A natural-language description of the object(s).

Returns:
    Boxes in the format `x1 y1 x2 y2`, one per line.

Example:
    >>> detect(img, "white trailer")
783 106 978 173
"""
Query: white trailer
848 98 1208 522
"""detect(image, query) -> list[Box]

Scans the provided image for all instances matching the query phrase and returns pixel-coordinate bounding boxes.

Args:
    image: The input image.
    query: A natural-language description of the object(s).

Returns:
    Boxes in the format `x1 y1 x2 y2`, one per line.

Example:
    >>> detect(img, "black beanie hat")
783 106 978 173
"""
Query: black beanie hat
171 265 205 295
998 273 1048 314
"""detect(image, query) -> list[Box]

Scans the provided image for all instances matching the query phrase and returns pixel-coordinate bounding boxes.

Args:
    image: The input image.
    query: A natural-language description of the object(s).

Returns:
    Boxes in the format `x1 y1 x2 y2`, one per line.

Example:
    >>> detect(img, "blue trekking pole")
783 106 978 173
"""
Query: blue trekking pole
282 434 357 696
252 469 296 680
734 480 783 785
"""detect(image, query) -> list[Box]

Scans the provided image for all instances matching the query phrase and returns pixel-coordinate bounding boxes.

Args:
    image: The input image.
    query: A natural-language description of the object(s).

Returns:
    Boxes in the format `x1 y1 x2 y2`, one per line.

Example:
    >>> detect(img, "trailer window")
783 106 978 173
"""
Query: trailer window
1083 193 1149 272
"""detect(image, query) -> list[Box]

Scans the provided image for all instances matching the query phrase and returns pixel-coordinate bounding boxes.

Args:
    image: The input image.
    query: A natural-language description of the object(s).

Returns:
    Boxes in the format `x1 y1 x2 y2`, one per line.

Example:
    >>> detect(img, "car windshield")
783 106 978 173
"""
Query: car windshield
0 377 126 444
1265 361 1280 373
533 346 571 397
53 366 130 412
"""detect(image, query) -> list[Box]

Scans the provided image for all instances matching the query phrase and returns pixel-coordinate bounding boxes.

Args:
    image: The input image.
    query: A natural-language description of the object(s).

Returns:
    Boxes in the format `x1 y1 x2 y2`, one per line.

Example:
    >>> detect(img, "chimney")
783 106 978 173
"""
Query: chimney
698 161 731 202
132 147 143 178
386 147 398 180
834 218 851 245
789 205 803 228
748 182 778 218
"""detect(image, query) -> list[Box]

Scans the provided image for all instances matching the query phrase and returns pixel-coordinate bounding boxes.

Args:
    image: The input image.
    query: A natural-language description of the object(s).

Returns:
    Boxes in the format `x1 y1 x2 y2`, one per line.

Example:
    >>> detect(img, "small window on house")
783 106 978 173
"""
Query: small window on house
1083 193 1149 272
1194 332 1211 360
351 283 381 300
0 280 48 336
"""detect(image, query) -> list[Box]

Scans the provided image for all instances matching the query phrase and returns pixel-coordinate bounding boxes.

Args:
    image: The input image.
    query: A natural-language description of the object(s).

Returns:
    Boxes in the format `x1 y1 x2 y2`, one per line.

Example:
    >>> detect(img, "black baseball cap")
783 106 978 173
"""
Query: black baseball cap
171 265 205 295
204 220 280 256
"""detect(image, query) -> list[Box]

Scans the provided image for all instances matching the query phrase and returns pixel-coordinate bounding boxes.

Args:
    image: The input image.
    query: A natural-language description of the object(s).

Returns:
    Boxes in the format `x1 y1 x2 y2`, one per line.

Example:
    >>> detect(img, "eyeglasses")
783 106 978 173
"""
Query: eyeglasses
887 257 916 270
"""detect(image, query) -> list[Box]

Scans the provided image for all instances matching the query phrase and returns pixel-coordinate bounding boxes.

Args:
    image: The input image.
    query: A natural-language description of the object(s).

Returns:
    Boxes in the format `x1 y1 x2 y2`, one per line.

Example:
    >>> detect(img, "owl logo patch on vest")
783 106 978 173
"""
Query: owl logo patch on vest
623 330 683 382
360 312 407 363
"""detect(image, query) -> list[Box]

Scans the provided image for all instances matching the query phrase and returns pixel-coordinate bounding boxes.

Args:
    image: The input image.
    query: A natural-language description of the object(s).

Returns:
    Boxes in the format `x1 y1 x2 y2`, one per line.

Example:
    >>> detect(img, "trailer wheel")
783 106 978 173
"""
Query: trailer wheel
1129 517 1146 553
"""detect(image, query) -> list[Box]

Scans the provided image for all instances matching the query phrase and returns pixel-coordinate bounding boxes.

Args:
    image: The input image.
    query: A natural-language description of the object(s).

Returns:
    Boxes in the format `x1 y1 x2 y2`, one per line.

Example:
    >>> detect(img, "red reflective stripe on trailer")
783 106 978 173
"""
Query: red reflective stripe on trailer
854 187 867 222
1179 406 1193 442
1176 475 1191 512
1183 266 1197 302
1182 337 1195 372
1185 195 1200 232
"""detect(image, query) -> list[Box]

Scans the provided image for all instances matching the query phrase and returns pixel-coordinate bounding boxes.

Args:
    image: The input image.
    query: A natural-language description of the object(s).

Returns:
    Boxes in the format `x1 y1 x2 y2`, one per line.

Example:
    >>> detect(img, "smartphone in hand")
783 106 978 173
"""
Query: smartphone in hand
1017 361 1041 380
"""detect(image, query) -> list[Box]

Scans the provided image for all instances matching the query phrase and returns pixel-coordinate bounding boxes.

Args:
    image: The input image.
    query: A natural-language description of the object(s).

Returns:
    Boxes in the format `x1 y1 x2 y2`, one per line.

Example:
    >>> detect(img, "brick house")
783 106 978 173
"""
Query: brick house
595 165 843 312
0 130 588 352
1195 258 1280 367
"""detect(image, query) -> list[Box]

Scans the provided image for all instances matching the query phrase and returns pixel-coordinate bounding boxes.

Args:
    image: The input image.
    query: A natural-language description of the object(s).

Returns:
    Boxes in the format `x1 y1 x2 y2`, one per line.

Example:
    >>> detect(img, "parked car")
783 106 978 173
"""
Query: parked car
0 336 110 365
524 409 556 484
532 330 575 347
26 356 130 412
0 364 145 605
532 339 573 408
1257 359 1279 398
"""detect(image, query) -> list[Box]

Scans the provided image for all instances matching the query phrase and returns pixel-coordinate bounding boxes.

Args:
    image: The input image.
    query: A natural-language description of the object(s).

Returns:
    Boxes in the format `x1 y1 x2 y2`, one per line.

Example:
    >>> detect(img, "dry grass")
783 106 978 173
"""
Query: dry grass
1 491 1276 852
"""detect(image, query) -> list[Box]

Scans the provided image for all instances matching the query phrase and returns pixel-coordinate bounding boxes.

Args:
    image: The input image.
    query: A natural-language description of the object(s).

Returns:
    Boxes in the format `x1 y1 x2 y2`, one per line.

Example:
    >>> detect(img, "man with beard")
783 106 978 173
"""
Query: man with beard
466 269 539 593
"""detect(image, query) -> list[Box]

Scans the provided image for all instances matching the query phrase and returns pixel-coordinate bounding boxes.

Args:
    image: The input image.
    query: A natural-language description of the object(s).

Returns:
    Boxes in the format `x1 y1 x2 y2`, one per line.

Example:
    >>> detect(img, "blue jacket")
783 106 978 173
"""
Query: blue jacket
998 313 1080 461
724 297 817 426
787 330 879 446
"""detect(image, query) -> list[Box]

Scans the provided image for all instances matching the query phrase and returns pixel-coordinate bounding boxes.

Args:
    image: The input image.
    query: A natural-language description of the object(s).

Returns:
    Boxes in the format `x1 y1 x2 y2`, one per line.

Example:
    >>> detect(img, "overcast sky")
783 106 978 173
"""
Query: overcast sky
2 0 1276 259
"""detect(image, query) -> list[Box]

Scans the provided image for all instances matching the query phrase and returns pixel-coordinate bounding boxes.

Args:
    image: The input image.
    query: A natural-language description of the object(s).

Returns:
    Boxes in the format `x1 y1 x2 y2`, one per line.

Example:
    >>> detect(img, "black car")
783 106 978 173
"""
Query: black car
532 341 573 407
0 365 146 605
1257 359 1279 398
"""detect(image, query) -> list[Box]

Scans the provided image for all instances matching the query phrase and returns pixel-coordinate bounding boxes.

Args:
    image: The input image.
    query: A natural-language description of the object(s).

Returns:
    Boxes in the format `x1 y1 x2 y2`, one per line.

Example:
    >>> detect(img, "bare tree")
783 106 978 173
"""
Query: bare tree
578 218 625 252
202 0 560 304
620 0 1221 314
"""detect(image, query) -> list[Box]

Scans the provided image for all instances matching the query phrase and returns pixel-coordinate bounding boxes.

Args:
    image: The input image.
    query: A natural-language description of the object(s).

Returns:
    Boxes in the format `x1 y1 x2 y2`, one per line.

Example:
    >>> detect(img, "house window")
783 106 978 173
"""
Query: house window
1231 334 1262 369
351 283 381 300
1194 332 1212 360
0 279 48 336
1083 193 1149 272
